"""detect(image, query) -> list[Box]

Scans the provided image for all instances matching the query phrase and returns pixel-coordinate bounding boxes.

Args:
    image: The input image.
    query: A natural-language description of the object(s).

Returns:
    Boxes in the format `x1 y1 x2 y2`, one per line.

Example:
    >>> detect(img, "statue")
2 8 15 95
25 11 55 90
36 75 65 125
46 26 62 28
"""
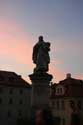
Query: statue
32 36 51 73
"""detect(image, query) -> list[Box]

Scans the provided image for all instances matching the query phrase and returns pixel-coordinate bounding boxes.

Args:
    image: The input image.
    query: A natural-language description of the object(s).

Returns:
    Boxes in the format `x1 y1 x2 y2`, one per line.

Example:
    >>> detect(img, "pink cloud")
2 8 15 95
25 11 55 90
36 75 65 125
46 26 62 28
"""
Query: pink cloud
49 63 66 83
49 64 83 83
74 74 83 80
0 19 82 83
0 19 33 65
51 37 83 55
0 21 66 83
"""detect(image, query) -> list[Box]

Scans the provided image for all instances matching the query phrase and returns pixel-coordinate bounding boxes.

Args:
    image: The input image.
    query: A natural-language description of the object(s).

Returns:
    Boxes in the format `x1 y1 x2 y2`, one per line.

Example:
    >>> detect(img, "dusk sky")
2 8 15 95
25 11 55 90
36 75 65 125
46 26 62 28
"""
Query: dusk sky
0 0 82 83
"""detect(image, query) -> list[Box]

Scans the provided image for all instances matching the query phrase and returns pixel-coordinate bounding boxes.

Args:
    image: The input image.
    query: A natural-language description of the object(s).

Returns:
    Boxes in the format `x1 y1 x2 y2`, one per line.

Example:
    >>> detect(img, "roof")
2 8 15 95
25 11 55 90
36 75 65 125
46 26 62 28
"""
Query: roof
0 70 31 88
51 77 83 99
59 77 83 86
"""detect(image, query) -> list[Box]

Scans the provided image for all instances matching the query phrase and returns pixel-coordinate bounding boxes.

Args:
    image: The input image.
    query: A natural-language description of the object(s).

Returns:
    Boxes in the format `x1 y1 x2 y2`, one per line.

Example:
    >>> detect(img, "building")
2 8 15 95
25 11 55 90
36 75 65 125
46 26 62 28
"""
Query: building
50 74 83 125
0 70 83 125
0 70 31 125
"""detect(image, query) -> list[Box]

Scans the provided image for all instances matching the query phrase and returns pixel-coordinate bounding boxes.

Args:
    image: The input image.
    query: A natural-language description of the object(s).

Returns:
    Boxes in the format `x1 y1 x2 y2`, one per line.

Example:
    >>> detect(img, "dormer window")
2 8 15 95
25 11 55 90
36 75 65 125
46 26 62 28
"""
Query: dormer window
56 88 62 93
57 88 60 93
56 85 64 95
60 88 62 93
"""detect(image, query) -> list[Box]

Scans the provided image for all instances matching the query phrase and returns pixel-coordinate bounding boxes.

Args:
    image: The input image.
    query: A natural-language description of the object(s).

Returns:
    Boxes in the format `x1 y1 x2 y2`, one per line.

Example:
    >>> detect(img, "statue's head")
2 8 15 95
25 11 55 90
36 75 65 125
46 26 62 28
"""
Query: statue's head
38 36 43 41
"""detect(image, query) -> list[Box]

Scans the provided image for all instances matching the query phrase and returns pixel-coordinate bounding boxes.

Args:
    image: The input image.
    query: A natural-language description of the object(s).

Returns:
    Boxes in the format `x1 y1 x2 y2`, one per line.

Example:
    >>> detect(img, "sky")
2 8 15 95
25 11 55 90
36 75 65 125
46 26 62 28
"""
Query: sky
0 0 83 83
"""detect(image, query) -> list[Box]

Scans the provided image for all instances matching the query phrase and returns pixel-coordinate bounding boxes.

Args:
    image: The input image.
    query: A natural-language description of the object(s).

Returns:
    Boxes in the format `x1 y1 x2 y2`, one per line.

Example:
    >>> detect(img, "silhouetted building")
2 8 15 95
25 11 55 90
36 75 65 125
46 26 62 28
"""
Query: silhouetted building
0 70 83 125
50 73 83 125
0 70 31 125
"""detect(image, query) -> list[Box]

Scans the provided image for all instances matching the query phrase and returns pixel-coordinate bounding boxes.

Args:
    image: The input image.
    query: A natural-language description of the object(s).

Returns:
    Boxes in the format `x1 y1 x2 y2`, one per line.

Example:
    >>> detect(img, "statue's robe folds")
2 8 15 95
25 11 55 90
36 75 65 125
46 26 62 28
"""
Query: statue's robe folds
32 41 50 72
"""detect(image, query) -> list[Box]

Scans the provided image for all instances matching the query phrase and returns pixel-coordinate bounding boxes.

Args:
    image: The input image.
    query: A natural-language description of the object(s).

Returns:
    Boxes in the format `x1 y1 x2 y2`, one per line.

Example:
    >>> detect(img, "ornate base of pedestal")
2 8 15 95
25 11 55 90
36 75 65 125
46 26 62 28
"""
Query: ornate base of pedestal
29 72 53 110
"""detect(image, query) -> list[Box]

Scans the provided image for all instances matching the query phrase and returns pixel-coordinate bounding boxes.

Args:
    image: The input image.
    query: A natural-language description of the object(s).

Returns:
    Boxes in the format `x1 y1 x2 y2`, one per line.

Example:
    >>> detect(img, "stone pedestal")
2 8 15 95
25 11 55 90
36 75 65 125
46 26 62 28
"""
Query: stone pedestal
29 72 53 110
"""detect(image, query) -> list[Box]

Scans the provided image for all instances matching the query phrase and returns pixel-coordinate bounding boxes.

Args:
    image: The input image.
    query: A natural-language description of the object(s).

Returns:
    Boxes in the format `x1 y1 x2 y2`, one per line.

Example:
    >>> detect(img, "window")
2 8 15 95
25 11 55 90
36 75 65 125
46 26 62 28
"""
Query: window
19 100 23 104
56 100 60 109
0 98 2 104
0 76 4 81
9 88 13 94
70 100 74 105
8 111 12 118
0 111 2 119
56 87 63 95
60 88 62 93
77 100 81 110
69 100 75 109
62 118 65 125
9 98 13 104
20 89 23 95
18 110 22 117
80 80 83 84
57 88 59 93
52 100 55 107
0 88 3 94
61 100 65 110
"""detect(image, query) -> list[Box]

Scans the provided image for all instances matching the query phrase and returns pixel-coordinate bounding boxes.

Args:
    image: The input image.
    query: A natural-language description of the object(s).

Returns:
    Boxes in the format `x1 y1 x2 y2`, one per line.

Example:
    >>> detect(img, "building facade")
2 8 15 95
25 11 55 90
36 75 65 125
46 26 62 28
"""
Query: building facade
0 70 83 125
0 70 31 125
50 74 83 125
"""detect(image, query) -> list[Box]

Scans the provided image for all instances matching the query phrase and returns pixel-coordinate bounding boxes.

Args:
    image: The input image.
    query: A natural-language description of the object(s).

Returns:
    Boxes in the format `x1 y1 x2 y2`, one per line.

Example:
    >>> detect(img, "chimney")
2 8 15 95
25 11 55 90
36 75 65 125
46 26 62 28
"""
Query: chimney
66 73 71 79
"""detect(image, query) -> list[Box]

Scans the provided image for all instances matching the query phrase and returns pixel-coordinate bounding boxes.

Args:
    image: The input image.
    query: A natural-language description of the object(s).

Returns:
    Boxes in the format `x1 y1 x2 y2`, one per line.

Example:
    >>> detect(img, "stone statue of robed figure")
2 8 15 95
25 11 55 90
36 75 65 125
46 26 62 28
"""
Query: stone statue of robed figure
29 36 53 110
32 36 51 73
